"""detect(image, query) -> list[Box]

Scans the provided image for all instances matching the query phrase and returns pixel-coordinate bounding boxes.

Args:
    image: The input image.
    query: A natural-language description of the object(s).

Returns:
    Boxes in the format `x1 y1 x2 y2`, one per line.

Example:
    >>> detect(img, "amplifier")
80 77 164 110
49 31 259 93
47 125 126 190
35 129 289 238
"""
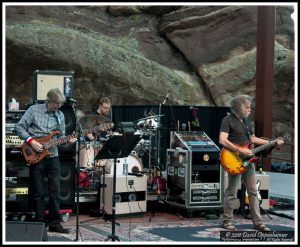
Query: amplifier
6 135 24 147
6 160 29 177
6 187 29 195
101 175 147 215
223 172 270 210
6 177 30 213
6 111 26 124
6 123 17 134
33 70 74 102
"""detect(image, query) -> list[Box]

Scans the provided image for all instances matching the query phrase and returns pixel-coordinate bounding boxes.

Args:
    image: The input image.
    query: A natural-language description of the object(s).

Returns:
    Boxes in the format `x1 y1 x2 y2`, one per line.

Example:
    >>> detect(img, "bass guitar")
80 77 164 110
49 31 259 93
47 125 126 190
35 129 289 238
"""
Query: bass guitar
220 136 287 175
22 122 114 165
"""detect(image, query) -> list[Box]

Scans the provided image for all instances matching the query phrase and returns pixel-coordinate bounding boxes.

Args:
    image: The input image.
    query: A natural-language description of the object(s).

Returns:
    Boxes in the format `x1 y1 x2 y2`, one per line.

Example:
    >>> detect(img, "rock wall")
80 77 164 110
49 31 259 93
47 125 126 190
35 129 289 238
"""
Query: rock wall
5 5 295 160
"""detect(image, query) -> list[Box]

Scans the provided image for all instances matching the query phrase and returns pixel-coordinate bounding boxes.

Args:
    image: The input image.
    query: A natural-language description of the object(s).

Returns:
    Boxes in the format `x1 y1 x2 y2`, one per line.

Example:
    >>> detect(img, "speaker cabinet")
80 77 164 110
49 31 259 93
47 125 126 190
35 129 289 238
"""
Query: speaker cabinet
223 172 270 210
101 175 147 215
58 104 77 155
44 157 76 208
60 157 76 207
32 70 74 102
6 221 48 241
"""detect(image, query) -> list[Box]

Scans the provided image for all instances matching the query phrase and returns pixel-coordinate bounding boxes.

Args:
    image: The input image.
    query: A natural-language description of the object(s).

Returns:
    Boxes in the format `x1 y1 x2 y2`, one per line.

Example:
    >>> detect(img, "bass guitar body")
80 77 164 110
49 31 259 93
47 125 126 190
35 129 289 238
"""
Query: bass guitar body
22 131 60 165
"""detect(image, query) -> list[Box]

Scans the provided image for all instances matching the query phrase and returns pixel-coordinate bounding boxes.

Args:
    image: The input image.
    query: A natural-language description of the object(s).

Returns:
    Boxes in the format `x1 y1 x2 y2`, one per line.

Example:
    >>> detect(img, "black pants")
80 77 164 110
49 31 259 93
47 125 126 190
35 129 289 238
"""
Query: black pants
30 157 61 226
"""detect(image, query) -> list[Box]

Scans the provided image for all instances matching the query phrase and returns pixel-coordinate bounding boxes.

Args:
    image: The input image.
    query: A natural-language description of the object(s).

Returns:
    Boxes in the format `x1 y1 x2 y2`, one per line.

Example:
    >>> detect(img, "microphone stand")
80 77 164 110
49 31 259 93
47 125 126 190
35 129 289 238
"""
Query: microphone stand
156 94 168 167
156 103 162 167
70 101 87 241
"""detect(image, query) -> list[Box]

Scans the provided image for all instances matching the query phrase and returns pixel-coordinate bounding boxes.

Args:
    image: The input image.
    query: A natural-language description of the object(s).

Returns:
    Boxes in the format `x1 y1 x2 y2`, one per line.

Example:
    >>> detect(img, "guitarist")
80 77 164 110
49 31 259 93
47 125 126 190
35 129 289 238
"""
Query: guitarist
219 94 284 232
15 88 77 234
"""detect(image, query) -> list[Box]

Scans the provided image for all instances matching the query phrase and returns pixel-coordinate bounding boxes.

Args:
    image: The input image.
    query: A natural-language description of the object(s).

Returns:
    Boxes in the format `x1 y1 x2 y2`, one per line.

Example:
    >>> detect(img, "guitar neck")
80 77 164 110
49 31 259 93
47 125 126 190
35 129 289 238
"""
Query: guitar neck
81 126 101 137
44 133 78 149
44 123 112 149
252 139 277 155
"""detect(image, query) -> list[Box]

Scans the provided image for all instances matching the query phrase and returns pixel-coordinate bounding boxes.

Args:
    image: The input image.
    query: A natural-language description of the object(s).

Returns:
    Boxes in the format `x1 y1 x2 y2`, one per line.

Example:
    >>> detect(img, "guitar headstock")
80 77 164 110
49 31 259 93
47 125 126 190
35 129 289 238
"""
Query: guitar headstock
282 133 292 142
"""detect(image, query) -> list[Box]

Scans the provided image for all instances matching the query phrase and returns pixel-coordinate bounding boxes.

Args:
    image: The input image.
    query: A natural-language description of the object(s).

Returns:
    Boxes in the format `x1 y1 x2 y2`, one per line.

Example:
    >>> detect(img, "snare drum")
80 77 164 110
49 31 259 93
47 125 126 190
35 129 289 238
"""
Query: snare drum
79 142 95 168
105 154 143 175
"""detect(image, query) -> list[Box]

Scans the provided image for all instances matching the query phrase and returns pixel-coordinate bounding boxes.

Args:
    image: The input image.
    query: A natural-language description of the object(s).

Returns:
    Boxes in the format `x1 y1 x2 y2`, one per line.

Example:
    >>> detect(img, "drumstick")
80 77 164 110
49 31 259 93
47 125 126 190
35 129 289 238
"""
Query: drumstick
188 121 191 131
177 120 180 132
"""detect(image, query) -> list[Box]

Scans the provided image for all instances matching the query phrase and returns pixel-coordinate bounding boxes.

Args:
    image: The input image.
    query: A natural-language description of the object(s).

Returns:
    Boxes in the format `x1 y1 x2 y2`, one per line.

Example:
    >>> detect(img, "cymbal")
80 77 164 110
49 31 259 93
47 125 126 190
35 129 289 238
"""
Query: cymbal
136 114 165 122
79 114 111 129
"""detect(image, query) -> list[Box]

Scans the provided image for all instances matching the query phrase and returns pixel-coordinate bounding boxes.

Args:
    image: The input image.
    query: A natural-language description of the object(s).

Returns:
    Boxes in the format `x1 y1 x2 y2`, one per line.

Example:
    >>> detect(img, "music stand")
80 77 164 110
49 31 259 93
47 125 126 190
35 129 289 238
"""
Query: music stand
94 132 141 242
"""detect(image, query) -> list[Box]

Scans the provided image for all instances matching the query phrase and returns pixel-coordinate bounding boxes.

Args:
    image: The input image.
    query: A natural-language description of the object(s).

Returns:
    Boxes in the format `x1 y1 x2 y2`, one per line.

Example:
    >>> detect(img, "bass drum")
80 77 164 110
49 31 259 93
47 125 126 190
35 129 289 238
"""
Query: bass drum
105 154 143 175
79 142 95 168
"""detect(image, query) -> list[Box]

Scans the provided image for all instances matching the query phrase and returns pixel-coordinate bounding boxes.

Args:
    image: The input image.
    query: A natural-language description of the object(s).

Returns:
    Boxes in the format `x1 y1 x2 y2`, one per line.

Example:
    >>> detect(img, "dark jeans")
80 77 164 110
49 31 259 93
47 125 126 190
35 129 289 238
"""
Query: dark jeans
30 156 61 226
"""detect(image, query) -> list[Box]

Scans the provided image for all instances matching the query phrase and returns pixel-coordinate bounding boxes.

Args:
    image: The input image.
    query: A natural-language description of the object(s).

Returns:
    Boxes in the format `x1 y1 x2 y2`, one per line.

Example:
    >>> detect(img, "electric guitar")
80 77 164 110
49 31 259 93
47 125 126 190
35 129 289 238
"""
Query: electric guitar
22 122 114 165
220 135 289 175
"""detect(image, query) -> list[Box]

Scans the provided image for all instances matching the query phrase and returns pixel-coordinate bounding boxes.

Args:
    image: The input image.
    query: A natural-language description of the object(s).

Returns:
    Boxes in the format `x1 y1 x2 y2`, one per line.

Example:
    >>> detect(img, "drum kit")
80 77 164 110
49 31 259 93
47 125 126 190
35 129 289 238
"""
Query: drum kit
78 113 164 191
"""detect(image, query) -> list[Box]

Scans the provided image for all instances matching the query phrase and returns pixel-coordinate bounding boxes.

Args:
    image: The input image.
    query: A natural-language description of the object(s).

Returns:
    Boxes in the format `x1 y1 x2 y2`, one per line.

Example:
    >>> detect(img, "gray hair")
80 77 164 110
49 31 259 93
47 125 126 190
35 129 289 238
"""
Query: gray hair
230 94 253 114
46 88 65 103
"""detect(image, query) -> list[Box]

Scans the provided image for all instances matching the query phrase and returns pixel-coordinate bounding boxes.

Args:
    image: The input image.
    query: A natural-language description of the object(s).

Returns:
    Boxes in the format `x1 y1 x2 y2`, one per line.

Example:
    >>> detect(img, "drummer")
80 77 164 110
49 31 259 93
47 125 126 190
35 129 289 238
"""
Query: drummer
86 97 113 142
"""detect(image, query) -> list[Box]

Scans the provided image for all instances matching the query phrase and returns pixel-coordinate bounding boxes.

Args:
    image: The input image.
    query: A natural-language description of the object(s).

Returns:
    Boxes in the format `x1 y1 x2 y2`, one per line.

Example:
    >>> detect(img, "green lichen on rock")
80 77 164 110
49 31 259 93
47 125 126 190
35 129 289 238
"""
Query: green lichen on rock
6 22 203 104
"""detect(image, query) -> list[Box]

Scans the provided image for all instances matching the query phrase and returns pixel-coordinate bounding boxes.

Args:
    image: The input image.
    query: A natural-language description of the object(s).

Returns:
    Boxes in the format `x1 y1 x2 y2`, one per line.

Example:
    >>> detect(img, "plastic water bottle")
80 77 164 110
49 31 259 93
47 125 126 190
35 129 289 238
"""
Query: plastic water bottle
123 159 128 175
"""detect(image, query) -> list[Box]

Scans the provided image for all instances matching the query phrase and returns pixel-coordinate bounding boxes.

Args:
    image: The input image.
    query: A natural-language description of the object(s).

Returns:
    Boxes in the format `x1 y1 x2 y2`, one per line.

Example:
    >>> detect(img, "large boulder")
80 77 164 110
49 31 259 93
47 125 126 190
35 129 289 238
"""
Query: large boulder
5 5 295 160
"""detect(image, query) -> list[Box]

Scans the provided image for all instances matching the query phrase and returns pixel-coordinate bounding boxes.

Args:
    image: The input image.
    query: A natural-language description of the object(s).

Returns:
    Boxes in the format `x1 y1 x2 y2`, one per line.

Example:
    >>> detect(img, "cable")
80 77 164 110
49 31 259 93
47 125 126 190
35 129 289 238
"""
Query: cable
125 173 132 240
266 210 294 220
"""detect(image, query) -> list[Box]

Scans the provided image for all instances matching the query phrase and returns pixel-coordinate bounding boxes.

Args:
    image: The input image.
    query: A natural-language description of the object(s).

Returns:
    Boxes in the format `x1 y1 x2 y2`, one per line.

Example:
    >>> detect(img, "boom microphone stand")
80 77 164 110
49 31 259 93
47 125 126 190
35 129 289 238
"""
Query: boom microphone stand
69 100 88 241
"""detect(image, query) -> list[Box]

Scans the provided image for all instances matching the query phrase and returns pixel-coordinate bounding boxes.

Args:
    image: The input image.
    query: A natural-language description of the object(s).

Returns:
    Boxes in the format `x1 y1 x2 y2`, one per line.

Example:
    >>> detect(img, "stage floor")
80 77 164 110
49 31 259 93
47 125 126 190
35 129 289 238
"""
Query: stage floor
44 206 295 243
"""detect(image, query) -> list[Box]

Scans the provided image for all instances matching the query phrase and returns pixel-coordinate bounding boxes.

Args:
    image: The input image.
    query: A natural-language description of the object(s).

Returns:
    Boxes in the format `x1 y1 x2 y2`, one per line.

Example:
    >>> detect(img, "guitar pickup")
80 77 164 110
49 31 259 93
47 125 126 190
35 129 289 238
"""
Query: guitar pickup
24 147 33 156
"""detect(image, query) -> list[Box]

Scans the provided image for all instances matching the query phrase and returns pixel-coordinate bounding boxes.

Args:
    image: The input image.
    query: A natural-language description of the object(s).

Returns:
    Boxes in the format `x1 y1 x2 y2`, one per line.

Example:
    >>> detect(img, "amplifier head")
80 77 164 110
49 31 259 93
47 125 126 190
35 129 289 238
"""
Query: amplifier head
6 111 26 124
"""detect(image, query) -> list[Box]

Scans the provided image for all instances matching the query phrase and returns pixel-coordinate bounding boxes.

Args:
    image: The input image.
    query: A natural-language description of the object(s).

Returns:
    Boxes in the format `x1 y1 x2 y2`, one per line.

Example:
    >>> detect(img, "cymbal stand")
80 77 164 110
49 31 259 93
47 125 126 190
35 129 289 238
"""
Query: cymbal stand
80 164 117 225
149 172 161 222
149 170 183 221
148 132 155 169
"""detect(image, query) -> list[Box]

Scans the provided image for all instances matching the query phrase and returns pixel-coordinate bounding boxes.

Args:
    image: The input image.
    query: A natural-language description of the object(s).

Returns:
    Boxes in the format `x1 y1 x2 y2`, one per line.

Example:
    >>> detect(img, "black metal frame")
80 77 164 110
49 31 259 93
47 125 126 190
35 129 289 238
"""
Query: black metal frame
95 133 141 242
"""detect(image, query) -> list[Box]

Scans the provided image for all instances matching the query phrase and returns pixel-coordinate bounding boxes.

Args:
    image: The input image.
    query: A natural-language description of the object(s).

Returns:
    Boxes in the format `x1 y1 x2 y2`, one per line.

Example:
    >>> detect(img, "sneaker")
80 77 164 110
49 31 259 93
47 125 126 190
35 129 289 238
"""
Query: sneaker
49 223 70 234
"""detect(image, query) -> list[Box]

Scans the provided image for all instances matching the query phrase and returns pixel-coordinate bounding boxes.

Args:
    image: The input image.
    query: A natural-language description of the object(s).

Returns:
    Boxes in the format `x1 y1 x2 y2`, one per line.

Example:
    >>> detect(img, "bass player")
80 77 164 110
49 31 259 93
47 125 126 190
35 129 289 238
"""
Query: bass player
15 88 77 233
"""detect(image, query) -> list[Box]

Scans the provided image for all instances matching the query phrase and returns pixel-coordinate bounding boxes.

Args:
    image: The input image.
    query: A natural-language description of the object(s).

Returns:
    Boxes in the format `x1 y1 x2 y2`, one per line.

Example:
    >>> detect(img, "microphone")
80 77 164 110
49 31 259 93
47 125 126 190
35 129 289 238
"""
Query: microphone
127 172 144 177
67 97 77 103
162 93 170 105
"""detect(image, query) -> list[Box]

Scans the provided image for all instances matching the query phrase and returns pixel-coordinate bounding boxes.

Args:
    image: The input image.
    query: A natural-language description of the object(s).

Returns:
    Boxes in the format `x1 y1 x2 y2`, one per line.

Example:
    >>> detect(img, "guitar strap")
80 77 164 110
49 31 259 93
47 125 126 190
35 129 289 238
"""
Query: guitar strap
242 117 275 157
242 118 252 140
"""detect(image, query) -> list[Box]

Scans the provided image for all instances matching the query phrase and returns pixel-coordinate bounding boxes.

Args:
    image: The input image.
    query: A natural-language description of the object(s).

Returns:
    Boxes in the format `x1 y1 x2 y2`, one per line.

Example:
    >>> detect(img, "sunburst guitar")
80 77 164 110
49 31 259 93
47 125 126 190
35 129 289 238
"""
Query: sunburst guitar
220 135 289 175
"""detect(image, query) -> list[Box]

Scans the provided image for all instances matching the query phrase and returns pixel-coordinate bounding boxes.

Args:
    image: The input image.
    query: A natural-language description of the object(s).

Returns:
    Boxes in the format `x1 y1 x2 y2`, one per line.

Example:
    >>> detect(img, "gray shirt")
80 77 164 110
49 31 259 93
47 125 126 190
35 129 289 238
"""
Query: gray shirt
219 113 253 146
15 103 65 157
